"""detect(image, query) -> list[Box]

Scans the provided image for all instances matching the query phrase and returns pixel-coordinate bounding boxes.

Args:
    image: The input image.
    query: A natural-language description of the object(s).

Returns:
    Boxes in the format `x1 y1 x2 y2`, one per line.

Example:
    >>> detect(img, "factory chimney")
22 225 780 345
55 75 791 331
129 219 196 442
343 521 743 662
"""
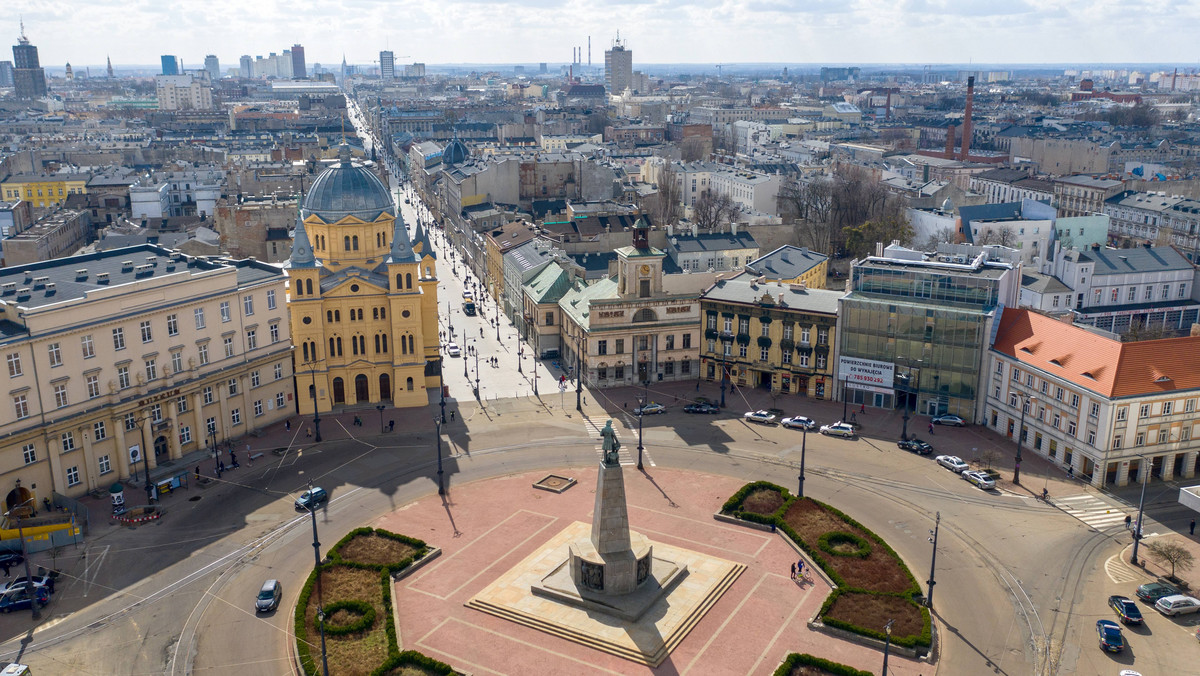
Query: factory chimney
945 124 956 158
959 76 975 161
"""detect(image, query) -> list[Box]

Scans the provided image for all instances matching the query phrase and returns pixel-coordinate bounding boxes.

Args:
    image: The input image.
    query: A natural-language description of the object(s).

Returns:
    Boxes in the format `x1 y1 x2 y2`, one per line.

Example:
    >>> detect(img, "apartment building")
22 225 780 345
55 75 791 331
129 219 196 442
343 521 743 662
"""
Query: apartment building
1053 175 1124 218
987 308 1200 488
0 245 292 499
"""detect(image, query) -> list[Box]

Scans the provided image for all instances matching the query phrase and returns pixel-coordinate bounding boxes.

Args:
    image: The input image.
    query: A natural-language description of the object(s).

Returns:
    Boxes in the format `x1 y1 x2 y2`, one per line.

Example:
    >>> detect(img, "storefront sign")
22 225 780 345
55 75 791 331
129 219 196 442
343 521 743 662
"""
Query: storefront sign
666 306 691 314
597 310 625 319
138 388 181 407
838 356 894 387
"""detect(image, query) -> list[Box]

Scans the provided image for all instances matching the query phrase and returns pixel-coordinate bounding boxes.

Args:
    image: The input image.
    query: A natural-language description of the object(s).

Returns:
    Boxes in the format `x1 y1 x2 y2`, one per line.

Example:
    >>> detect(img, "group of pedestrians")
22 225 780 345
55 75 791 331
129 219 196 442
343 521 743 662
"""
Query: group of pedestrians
789 559 810 583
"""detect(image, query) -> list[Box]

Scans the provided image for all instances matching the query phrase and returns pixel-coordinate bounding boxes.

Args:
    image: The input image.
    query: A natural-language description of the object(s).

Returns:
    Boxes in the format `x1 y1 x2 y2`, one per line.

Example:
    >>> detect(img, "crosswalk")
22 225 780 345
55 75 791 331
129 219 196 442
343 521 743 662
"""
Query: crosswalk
581 416 654 467
1055 493 1131 530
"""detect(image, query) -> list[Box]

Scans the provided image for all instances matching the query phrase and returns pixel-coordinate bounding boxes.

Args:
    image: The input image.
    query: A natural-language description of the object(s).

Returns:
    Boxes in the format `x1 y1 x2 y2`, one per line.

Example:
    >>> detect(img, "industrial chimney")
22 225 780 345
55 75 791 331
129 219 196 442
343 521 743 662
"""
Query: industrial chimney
945 124 956 158
959 76 974 161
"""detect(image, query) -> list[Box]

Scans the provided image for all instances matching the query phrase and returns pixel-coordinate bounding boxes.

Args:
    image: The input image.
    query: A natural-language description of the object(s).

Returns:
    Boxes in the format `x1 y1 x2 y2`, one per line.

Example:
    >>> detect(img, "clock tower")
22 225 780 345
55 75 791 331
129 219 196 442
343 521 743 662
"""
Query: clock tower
615 218 665 299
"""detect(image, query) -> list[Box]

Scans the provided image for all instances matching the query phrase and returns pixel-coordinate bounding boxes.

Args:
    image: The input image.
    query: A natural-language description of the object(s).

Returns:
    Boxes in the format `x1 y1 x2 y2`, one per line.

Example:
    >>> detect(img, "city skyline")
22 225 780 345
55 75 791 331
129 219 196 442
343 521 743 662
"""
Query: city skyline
4 1 1200 68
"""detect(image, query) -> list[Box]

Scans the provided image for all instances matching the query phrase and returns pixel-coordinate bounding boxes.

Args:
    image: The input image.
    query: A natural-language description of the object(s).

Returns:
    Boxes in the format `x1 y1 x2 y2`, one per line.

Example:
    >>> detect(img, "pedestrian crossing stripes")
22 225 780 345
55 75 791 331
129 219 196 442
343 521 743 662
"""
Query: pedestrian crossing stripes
1055 493 1130 530
581 417 654 467
1104 554 1140 584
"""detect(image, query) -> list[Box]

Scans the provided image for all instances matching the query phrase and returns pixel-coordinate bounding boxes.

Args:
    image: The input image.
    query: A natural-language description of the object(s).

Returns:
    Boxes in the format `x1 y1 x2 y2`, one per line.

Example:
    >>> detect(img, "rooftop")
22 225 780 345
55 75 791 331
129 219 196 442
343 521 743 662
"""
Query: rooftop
701 275 843 315
745 245 829 280
1074 245 1191 276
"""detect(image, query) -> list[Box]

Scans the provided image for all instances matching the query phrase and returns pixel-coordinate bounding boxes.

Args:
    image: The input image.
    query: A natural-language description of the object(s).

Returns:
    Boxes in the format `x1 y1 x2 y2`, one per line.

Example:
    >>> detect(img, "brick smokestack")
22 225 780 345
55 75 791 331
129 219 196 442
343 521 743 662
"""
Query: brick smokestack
945 124 956 157
959 75 974 161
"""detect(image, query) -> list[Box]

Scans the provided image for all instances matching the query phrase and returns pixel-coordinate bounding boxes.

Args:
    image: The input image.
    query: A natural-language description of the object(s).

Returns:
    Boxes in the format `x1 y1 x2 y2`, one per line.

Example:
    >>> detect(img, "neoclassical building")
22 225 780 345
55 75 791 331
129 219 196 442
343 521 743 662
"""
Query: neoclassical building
287 146 440 413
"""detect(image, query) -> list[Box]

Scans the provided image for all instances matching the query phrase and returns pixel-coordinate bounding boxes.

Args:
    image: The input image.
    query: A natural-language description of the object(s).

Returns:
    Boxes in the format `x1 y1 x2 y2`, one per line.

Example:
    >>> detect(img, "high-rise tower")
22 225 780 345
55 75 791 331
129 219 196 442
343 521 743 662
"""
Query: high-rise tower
604 32 632 94
12 21 46 99
379 50 395 80
291 44 306 79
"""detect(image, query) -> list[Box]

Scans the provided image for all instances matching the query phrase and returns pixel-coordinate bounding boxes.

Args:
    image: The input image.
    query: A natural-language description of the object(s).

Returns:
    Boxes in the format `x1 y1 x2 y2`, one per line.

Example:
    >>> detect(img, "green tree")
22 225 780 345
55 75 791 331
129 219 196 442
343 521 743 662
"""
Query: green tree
844 217 914 259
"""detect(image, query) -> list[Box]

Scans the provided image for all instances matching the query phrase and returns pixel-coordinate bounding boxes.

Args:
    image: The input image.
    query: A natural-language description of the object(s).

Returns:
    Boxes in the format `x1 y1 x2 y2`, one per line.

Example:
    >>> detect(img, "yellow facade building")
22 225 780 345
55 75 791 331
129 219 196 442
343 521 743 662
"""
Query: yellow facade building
287 146 440 414
1 174 89 209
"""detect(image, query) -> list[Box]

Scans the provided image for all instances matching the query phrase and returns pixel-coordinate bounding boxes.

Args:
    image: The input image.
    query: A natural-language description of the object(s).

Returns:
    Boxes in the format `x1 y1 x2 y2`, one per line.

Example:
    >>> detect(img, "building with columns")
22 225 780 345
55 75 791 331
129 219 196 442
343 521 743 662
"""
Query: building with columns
0 245 292 501
287 145 440 414
988 308 1200 488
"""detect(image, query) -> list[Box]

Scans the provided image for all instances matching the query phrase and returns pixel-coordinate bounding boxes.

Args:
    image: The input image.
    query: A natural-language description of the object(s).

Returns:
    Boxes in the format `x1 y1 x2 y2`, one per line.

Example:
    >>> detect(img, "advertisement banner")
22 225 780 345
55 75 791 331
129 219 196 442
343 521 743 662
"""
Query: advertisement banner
838 356 895 388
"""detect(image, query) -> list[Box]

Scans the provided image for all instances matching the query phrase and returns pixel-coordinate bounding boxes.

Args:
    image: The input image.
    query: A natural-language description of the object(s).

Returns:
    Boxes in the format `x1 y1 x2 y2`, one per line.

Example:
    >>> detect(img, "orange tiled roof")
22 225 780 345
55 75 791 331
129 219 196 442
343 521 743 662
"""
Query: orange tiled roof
991 308 1200 398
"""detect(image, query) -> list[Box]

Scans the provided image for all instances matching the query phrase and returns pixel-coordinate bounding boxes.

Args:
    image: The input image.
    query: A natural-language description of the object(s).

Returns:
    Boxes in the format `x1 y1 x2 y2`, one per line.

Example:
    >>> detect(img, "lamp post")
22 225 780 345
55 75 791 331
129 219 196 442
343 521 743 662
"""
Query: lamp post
719 334 731 408
636 380 648 470
517 345 523 374
1131 457 1149 565
435 418 445 495
898 360 922 441
1013 393 1035 486
137 415 154 505
305 481 330 676
5 498 41 620
439 379 447 424
881 619 895 676
576 335 583 412
376 405 386 433
926 511 940 607
306 360 323 443
797 425 808 498
842 376 849 422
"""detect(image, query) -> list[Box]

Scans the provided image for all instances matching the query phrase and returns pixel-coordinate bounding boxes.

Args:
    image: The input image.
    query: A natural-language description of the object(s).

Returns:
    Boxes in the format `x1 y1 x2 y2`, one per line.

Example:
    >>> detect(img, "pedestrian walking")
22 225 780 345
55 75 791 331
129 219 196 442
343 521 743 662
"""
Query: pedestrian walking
285 419 291 431
860 402 866 414
450 411 456 422
1125 514 1132 530
928 422 935 435
195 465 201 480
1191 518 1196 536
230 452 239 469
790 562 796 580
306 427 313 438
797 560 805 580
218 460 226 473
1 562 10 577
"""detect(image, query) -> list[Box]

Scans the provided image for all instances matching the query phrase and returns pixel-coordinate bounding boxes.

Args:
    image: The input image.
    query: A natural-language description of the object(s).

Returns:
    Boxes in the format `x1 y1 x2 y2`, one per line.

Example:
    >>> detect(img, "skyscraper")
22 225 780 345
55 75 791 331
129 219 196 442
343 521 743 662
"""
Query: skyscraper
379 50 394 80
204 54 220 80
161 55 180 75
0 61 13 88
291 44 306 79
239 55 252 78
604 33 632 93
12 23 46 99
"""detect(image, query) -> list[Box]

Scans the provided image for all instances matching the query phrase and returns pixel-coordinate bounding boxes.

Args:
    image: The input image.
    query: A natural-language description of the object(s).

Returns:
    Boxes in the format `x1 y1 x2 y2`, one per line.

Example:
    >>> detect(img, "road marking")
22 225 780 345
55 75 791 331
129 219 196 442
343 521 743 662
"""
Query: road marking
1054 493 1130 530
581 417 652 466
1104 554 1140 584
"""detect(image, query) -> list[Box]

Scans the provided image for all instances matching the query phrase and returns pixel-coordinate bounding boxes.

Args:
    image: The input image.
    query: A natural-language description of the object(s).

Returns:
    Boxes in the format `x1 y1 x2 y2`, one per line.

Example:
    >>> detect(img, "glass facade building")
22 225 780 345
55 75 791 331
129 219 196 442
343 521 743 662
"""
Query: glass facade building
837 246 1020 421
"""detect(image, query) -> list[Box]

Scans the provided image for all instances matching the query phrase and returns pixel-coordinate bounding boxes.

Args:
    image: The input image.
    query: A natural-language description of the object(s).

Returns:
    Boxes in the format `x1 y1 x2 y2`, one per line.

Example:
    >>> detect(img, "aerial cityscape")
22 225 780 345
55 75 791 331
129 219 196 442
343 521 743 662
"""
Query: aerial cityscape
1 7 1200 676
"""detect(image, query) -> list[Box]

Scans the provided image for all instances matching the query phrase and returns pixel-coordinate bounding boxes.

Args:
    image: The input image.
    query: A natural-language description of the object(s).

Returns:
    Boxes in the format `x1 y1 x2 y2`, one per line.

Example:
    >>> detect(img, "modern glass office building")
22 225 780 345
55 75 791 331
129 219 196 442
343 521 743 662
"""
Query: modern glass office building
837 244 1021 422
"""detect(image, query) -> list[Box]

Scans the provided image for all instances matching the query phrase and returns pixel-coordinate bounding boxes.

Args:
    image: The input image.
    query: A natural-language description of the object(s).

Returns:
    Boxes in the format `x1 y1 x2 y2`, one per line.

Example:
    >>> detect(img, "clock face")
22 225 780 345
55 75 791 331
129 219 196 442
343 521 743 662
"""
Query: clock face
640 264 650 274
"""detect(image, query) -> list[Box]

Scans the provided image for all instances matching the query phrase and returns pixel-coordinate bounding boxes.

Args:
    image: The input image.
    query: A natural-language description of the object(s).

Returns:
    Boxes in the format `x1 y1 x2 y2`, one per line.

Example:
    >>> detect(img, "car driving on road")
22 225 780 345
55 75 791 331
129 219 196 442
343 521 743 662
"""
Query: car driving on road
1096 619 1124 652
445 343 461 357
931 414 966 427
743 410 777 425
294 486 328 511
683 403 719 414
1108 595 1143 625
935 455 969 473
897 439 933 455
961 470 996 490
781 416 817 430
819 422 856 438
634 403 666 415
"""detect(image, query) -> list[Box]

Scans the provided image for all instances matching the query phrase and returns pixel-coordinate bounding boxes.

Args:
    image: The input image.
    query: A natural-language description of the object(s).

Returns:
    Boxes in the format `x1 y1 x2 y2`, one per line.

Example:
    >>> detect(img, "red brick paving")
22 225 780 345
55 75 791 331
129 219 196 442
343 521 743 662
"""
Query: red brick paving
375 467 930 676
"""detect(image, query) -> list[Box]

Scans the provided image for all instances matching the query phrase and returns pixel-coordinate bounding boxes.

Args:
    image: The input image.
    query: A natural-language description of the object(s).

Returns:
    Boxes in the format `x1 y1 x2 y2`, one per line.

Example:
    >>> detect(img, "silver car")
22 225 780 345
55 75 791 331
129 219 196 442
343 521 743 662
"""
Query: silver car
743 410 777 425
819 422 856 438
936 455 969 473
1155 594 1200 616
961 470 995 490
781 416 818 430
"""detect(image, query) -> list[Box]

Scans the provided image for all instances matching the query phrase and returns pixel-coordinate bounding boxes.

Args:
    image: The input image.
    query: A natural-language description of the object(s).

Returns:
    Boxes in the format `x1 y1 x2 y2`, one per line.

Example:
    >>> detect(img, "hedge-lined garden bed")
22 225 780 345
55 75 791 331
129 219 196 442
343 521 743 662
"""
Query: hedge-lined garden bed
723 482 931 652
772 652 874 676
295 527 457 676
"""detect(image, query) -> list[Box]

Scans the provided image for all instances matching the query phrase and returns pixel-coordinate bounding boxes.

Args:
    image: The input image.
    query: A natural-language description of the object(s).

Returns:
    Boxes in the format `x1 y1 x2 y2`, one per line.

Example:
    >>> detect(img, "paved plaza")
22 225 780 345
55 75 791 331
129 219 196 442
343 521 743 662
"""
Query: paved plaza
374 466 930 676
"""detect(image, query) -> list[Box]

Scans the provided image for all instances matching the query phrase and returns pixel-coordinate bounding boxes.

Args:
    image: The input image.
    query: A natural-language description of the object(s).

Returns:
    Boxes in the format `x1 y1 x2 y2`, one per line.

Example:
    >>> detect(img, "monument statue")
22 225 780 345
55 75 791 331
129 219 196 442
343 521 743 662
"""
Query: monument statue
600 420 621 466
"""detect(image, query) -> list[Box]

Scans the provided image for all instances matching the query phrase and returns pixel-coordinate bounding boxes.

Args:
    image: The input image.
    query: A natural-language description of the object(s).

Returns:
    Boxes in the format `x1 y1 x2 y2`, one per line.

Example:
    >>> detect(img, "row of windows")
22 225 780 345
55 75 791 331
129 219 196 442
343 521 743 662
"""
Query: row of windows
326 307 388 323
707 339 829 369
596 361 692 380
595 334 693 355
1092 283 1187 306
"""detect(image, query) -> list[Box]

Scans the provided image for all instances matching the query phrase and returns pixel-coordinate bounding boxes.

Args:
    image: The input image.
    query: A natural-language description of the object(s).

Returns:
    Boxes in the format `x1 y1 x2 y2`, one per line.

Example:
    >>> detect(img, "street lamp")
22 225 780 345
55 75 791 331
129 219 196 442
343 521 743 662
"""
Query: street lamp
926 511 940 607
797 425 808 498
842 376 849 422
1131 456 1150 565
575 335 583 412
881 619 895 675
136 414 154 505
719 333 731 408
899 360 922 441
305 359 323 443
636 381 648 470
1013 393 1035 485
439 378 447 424
304 481 330 676
4 498 42 620
435 418 445 495
376 405 386 434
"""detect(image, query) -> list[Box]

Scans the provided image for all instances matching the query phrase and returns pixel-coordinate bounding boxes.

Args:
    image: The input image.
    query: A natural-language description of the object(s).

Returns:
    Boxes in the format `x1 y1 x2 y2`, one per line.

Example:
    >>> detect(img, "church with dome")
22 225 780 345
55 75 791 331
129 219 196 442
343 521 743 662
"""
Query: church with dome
287 145 440 413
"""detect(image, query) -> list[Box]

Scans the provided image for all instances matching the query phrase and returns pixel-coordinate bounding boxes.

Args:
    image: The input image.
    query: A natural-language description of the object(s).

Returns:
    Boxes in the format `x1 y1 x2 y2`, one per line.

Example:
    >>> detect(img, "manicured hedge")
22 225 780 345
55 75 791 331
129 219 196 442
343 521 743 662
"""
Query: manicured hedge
321 599 377 636
724 482 932 650
818 531 871 559
295 527 453 675
772 652 873 676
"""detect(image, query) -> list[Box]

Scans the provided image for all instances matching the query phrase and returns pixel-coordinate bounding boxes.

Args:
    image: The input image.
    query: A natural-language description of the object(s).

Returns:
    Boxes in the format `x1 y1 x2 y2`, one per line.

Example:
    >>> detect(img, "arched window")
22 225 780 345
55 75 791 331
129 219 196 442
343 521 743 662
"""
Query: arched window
406 273 412 288
344 235 351 250
406 377 414 391
400 335 407 355
374 335 381 353
425 266 432 278
373 308 379 320
381 335 388 352
335 310 341 322
326 310 333 323
407 335 415 354
336 337 343 356
294 281 302 297
329 337 336 356
395 274 402 289
633 308 658 323
380 307 385 319
305 279 313 295
352 336 359 355
302 342 310 361
352 236 359 250
357 309 364 321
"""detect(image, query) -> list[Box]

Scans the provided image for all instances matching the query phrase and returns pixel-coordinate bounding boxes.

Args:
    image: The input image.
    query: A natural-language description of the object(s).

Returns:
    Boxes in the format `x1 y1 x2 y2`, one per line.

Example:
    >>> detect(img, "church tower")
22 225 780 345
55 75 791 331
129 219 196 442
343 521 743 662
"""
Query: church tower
287 145 440 414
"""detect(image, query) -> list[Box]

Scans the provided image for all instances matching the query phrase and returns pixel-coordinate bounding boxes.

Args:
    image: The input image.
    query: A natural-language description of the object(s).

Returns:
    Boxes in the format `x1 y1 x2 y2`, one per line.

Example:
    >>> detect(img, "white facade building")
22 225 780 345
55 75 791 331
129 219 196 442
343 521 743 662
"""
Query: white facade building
155 75 214 111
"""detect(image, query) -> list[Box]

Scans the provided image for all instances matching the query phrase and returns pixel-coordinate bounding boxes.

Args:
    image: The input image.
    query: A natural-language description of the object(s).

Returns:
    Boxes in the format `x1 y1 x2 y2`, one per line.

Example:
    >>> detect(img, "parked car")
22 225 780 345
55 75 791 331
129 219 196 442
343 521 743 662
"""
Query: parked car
781 416 818 430
743 410 777 425
1155 594 1200 616
1108 595 1143 625
897 439 933 455
936 455 969 473
961 470 996 490
0 587 48 614
931 414 966 427
256 579 282 612
1 575 53 595
1096 619 1124 652
819 422 856 438
978 469 1002 484
683 403 719 414
294 486 328 511
1136 581 1181 603
634 402 666 416
445 343 460 358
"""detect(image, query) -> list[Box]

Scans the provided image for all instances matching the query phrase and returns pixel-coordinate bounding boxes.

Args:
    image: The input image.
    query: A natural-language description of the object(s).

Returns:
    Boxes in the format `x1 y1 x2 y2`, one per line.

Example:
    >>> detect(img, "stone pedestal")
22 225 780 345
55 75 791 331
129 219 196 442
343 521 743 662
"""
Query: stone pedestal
569 530 653 595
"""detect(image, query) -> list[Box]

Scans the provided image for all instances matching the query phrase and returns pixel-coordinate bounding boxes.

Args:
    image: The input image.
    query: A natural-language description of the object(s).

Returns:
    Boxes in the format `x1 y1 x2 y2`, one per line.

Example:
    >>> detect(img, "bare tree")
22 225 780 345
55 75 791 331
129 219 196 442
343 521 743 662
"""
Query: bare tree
977 226 1018 247
1122 319 1173 342
651 164 681 227
1146 540 1195 580
680 136 710 162
692 191 738 230
779 178 837 255
919 226 957 251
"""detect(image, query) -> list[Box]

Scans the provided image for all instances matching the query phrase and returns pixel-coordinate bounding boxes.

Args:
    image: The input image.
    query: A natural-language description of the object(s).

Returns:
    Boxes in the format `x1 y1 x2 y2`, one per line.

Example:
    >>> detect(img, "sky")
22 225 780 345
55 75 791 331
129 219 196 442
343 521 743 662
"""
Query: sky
4 0 1200 69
